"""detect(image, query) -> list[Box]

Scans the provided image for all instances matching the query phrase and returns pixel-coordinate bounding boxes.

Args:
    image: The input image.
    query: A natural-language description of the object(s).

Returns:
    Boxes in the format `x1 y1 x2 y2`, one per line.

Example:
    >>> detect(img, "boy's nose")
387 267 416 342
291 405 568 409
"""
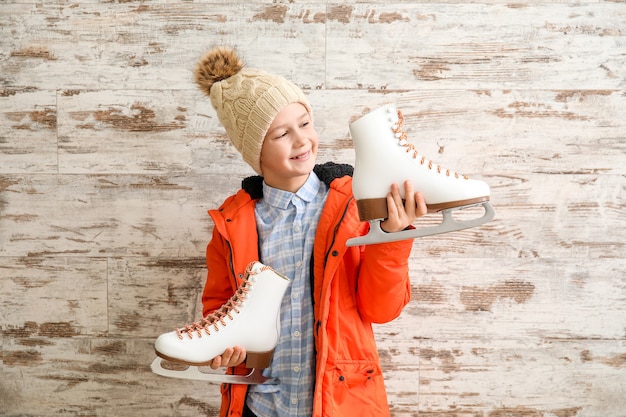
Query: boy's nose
293 129 307 145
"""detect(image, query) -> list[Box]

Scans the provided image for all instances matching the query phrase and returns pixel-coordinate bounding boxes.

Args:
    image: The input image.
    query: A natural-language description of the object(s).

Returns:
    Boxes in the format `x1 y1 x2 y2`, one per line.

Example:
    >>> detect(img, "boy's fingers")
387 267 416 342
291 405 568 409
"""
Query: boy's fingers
403 180 415 215
209 355 222 369
415 192 427 215
210 347 237 369
390 183 402 207
387 189 399 218
230 347 244 365
385 194 397 226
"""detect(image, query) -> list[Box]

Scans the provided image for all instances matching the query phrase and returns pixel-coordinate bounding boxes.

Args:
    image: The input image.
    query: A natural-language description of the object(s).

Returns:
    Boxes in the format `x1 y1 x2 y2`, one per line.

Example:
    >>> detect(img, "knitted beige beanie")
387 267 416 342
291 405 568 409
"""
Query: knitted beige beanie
194 47 311 175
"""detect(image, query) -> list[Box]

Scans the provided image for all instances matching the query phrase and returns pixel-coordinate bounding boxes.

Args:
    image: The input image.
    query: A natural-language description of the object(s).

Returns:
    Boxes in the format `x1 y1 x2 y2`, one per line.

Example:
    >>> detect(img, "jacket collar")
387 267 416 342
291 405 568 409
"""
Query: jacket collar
241 162 353 200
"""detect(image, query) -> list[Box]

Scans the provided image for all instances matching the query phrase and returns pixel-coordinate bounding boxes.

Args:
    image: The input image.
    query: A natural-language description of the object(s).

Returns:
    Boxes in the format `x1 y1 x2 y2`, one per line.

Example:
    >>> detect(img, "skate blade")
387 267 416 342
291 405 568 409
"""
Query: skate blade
150 357 279 385
346 201 495 247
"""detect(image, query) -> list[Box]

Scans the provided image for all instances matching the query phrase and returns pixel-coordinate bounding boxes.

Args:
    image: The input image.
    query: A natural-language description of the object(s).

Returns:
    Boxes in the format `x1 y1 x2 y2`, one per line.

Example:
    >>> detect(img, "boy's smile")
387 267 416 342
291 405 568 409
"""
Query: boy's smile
291 150 311 160
260 102 318 192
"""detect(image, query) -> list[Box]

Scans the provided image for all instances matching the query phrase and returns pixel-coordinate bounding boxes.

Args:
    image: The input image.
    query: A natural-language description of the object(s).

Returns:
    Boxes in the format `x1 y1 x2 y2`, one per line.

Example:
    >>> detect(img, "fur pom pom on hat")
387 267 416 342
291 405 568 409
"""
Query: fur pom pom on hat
194 47 311 175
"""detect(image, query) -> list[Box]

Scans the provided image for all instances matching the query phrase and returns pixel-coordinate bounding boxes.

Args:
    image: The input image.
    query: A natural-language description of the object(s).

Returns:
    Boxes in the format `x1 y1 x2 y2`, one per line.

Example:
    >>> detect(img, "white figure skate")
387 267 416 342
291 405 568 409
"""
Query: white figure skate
150 261 290 384
346 104 494 246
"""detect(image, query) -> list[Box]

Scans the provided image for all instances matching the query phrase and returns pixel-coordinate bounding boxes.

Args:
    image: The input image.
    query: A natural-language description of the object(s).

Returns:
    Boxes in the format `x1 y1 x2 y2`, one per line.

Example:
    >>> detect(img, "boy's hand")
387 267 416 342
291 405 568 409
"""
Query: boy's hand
380 180 427 233
209 346 247 369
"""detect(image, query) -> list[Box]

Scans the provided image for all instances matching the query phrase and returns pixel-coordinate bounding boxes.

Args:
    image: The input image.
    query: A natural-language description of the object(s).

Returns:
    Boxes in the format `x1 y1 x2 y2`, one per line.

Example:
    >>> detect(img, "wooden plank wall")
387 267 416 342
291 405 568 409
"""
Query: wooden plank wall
1 1 625 416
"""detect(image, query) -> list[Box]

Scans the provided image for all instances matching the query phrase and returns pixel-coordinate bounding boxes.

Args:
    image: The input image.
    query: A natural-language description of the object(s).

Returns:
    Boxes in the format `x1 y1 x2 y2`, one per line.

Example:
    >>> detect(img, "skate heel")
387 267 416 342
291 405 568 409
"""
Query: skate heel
245 350 274 369
357 198 388 221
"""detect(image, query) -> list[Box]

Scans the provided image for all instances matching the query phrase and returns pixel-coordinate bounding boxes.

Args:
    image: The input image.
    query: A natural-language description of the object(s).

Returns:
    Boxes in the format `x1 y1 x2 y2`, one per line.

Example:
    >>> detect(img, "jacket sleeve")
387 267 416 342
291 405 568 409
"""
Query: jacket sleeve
355 238 413 324
201 226 236 317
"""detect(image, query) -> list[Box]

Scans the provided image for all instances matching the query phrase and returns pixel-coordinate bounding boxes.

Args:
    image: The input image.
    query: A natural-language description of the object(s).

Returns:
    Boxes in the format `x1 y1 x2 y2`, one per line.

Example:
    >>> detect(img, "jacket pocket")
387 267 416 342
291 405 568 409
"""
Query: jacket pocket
327 361 389 417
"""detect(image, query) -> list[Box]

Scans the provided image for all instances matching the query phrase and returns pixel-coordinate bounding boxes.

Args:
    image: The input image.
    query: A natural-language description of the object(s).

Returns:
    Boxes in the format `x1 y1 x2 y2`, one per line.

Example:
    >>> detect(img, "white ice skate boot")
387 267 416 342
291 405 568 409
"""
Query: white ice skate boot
150 261 290 384
346 104 494 246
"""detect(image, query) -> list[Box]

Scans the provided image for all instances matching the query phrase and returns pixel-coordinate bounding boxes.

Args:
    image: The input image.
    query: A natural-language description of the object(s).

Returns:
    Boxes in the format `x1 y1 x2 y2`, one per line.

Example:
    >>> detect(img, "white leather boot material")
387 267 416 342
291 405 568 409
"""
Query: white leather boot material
350 104 490 217
154 261 290 366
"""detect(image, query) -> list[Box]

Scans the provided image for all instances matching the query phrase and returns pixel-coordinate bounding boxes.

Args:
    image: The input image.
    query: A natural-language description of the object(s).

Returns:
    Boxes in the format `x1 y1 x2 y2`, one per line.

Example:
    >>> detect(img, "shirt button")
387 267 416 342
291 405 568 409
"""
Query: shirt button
294 225 301 232
294 330 301 337
291 398 298 405
293 366 301 373
292 293 299 300
296 261 302 268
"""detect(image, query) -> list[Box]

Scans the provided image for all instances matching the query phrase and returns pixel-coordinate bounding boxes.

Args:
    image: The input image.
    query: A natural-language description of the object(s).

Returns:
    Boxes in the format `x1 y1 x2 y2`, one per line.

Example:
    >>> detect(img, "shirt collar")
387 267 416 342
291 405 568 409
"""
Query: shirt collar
262 172 321 210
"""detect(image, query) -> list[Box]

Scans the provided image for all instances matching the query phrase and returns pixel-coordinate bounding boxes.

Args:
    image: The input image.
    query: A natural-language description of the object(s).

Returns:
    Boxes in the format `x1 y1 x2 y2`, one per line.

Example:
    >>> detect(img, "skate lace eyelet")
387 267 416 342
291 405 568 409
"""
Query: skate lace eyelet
390 110 469 180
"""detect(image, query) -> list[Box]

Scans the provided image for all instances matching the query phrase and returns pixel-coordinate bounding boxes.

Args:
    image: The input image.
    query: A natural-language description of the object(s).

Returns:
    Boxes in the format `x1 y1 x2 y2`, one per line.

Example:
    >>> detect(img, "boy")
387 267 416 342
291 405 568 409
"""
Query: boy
194 47 426 417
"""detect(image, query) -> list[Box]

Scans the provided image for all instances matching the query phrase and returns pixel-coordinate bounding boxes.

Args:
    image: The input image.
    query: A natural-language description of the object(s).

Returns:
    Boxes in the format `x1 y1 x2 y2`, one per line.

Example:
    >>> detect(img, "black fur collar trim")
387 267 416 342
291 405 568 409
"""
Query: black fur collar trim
241 162 353 199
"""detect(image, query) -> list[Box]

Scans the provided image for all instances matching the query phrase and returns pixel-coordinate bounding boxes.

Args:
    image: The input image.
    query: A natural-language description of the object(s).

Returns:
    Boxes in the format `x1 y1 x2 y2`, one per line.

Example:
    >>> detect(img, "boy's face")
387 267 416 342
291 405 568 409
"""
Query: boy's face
260 102 318 192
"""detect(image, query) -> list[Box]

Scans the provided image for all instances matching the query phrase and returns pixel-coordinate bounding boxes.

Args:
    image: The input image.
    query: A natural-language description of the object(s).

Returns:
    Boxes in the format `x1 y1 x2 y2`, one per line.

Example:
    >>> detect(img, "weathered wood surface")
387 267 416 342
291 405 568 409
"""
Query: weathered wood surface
1 2 625 417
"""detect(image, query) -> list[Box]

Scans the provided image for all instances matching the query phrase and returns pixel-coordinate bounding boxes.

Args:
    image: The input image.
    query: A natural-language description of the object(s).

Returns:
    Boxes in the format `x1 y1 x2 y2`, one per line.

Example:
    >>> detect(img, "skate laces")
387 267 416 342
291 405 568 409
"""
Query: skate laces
391 110 468 180
175 262 271 340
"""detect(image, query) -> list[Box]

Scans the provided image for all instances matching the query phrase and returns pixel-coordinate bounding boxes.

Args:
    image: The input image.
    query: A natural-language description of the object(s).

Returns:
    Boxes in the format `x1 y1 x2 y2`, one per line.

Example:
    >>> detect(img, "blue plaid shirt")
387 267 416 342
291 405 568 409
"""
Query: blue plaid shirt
247 172 328 417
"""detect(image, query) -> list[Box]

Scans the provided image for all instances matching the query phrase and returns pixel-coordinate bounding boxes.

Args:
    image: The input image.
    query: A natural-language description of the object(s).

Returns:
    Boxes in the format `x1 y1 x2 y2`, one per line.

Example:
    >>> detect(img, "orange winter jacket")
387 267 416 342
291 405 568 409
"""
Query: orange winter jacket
202 162 413 417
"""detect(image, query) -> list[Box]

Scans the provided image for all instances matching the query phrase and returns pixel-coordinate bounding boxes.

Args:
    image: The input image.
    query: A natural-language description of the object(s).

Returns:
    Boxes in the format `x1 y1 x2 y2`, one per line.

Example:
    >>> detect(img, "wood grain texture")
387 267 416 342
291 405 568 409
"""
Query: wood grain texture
326 3 626 89
1 1 625 416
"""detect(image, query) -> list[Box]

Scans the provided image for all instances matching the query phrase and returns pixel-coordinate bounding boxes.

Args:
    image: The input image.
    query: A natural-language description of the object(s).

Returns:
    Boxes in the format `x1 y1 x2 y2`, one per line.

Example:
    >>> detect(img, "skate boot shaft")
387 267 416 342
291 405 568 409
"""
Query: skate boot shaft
154 261 290 366
350 104 490 222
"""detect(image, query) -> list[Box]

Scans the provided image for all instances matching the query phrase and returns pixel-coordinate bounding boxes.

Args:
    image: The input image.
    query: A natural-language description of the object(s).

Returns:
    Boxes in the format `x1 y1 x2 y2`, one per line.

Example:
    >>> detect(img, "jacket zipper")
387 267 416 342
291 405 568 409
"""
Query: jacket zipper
323 196 354 268
317 196 354 339
225 239 238 289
